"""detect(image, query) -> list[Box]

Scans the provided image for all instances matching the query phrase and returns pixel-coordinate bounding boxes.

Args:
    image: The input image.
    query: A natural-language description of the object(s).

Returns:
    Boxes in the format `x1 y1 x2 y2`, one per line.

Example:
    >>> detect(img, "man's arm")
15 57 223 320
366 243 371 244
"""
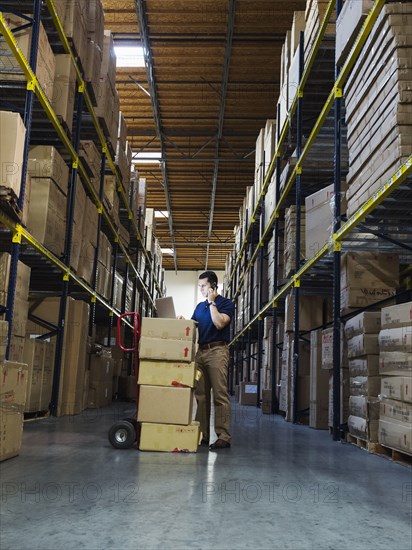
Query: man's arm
209 304 230 330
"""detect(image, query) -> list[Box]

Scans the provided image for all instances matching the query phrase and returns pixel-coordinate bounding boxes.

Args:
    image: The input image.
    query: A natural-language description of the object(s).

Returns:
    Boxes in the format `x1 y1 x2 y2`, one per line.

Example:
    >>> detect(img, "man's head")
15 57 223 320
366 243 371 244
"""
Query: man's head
198 271 218 298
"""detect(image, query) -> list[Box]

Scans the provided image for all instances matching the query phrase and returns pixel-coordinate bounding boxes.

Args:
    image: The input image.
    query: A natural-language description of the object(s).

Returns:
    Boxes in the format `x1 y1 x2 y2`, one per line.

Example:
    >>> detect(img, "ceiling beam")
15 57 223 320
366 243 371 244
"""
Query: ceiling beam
134 0 178 272
205 0 236 269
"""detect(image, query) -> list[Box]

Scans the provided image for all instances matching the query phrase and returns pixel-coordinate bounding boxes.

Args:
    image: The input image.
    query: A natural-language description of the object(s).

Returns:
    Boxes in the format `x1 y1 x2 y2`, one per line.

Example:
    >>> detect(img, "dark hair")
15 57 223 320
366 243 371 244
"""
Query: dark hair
199 270 218 288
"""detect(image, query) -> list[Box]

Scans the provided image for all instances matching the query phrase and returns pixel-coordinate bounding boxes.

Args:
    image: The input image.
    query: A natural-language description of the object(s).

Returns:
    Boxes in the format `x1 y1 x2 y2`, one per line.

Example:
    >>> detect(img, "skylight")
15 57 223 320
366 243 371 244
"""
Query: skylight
154 210 169 219
132 152 162 164
114 46 145 68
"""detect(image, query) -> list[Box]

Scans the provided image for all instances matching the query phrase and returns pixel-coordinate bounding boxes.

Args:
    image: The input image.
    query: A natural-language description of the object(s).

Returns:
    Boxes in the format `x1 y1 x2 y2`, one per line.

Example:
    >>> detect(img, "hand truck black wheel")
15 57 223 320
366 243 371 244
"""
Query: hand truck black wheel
108 420 136 449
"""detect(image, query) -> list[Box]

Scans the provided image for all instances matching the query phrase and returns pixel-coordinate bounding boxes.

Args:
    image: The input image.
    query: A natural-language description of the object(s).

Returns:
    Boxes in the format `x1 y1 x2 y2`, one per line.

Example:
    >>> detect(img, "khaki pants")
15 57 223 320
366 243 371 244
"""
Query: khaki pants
194 345 231 443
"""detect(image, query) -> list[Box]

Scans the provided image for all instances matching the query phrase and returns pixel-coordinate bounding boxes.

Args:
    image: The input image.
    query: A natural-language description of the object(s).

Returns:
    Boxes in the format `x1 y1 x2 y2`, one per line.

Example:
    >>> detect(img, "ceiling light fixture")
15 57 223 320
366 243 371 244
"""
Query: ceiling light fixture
160 248 174 256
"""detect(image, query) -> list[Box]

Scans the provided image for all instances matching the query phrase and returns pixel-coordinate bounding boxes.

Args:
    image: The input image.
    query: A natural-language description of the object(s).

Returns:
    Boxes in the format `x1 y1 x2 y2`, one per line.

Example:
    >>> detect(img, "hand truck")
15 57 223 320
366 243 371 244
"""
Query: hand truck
108 311 141 449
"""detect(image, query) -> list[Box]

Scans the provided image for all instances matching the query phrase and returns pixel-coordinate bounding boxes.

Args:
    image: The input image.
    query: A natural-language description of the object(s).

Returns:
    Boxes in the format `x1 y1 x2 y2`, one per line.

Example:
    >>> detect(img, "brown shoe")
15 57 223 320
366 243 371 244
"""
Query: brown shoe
209 438 231 450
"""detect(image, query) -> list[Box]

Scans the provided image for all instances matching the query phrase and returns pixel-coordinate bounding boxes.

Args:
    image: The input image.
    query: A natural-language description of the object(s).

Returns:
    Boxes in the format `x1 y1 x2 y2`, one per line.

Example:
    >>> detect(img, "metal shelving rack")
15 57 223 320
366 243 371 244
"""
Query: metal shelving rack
227 0 412 438
0 0 164 414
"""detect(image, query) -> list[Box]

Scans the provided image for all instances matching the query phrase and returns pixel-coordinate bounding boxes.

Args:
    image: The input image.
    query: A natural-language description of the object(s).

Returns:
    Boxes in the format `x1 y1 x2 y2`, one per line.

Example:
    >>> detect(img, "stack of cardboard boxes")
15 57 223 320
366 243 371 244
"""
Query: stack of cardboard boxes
0 360 29 461
378 302 412 456
137 318 200 452
309 329 329 428
343 3 412 216
283 205 306 278
26 297 90 416
345 312 381 442
322 327 350 428
305 183 347 260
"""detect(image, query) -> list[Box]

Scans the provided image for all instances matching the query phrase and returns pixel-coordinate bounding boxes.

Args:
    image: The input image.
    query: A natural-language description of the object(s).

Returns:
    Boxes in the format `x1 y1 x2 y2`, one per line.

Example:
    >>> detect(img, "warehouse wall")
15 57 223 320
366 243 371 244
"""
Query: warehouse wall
164 270 225 320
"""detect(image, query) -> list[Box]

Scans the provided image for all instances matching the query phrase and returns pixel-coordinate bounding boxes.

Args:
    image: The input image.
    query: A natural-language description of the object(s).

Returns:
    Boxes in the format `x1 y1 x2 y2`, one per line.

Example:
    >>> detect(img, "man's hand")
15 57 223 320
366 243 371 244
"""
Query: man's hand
207 287 218 303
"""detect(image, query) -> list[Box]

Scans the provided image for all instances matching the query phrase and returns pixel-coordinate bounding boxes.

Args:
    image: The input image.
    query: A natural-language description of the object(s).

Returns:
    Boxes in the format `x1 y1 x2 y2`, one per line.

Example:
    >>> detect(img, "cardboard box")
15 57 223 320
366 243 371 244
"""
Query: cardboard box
0 111 26 196
335 0 374 66
28 146 69 194
87 350 114 409
26 297 90 416
381 301 412 329
348 415 378 442
0 360 29 462
52 54 76 134
310 330 329 428
341 286 396 311
380 397 412 424
378 418 412 454
8 335 25 364
0 321 8 362
341 252 399 289
381 377 412 403
262 389 273 414
138 360 197 388
379 352 412 375
285 293 324 333
1 14 55 103
344 311 381 339
349 395 380 420
27 177 67 257
54 0 88 65
139 336 195 363
0 254 31 302
140 318 197 342
350 376 381 397
347 334 379 358
23 338 46 413
137 385 193 425
239 381 257 406
379 327 412 353
348 355 379 377
139 421 200 452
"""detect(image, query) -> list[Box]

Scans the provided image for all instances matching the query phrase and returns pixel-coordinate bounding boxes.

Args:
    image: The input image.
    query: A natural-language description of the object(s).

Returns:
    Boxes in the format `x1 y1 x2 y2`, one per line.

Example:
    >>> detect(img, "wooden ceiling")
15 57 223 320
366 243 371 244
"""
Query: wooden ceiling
103 0 306 271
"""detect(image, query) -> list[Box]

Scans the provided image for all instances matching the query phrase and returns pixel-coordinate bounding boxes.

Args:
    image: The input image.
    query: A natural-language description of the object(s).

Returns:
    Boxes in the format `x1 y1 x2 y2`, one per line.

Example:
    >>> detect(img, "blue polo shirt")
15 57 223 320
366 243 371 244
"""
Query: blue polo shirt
192 295 235 345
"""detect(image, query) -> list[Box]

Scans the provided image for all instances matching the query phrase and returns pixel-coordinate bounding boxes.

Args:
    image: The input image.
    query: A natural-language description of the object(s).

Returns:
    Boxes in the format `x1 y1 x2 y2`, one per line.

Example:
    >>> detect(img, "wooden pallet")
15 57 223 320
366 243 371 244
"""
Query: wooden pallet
24 410 50 422
346 433 412 467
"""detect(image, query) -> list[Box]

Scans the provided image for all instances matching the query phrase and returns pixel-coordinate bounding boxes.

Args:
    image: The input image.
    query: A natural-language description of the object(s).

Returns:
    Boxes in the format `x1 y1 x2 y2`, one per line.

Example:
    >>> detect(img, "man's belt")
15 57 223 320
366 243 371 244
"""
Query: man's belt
198 341 227 350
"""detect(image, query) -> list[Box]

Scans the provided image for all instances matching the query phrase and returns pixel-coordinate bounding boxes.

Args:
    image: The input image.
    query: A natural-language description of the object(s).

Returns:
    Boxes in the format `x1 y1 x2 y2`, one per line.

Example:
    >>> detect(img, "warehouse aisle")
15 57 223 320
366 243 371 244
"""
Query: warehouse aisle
1 400 411 550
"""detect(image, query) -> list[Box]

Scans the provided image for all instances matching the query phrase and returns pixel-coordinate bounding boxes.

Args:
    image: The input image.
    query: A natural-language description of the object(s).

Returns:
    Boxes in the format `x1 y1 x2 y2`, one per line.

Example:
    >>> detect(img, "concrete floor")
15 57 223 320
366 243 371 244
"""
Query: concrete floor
1 400 411 550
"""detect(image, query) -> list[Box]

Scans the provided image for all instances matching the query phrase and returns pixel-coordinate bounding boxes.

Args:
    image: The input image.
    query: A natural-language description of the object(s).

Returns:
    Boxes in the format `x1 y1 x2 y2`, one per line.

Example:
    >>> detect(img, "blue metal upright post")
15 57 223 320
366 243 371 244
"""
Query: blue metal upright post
89 151 107 335
50 89 84 416
292 31 304 424
333 0 343 441
5 0 42 359
271 107 282 414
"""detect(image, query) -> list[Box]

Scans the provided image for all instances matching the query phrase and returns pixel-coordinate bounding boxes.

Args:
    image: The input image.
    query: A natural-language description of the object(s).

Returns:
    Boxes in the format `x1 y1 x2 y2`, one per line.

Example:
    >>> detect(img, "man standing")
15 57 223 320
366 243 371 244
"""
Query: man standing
191 271 235 450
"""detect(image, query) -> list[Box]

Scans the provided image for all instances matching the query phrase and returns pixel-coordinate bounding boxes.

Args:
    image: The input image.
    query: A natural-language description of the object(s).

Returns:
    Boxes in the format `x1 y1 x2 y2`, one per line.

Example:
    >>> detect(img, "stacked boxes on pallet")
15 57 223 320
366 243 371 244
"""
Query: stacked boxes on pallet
27 146 69 257
23 338 55 413
0 13 56 103
378 302 412 456
0 253 31 364
26 297 90 416
322 327 349 428
87 346 114 409
343 3 412 217
0 361 29 462
309 330 329 428
345 312 381 442
279 292 323 421
305 183 347 260
138 318 200 452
